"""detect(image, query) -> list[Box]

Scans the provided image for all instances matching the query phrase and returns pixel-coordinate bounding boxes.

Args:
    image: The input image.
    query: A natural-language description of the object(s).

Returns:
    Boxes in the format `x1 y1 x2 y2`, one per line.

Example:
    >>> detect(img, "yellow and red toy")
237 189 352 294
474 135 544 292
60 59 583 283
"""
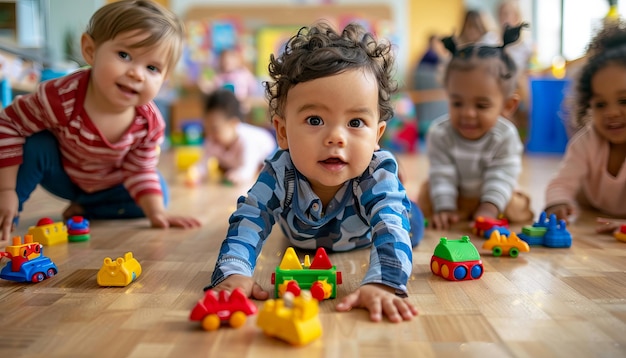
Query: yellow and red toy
271 247 342 301
482 231 530 257
0 235 58 283
189 288 258 331
27 217 68 246
256 291 322 346
97 252 142 287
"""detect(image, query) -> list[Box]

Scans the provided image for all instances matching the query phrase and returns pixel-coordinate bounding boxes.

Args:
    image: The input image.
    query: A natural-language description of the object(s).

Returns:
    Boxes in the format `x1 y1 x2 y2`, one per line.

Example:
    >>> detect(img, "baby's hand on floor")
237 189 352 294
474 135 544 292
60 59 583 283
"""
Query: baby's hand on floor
212 274 269 300
336 283 417 323
0 189 18 241
595 217 625 234
545 204 573 223
431 211 459 230
149 213 202 229
473 202 499 220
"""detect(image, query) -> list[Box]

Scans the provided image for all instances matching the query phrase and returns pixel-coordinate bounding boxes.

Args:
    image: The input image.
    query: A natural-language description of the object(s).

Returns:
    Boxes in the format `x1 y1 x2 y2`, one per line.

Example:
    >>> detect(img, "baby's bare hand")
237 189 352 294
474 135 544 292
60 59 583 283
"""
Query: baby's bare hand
431 211 459 230
336 283 417 322
545 204 573 223
212 274 269 300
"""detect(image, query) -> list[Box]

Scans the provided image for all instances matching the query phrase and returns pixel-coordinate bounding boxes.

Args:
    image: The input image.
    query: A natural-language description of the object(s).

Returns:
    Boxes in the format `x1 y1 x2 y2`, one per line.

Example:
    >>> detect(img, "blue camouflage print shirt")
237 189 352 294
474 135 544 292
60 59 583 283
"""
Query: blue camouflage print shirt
209 149 414 292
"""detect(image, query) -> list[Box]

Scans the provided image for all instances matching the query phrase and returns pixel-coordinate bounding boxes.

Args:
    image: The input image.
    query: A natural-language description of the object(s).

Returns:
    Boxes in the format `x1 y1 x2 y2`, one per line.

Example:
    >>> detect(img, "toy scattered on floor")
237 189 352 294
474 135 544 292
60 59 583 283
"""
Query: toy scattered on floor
256 290 322 346
517 212 572 248
614 225 626 243
189 288 258 331
271 247 342 301
482 231 530 257
66 216 90 242
472 216 510 238
27 217 68 246
431 236 484 281
97 252 142 287
174 145 203 172
0 235 58 283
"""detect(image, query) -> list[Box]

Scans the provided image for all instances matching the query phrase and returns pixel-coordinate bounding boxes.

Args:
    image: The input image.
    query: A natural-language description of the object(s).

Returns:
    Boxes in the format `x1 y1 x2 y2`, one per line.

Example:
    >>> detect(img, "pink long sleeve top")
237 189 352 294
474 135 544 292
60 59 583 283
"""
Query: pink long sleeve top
545 124 626 217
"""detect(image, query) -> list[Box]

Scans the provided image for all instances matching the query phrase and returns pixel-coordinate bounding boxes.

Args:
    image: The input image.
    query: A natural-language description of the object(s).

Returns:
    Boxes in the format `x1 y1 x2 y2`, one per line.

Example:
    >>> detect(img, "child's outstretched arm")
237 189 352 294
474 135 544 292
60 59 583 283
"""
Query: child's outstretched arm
0 165 18 241
350 152 417 322
336 283 417 322
138 194 201 228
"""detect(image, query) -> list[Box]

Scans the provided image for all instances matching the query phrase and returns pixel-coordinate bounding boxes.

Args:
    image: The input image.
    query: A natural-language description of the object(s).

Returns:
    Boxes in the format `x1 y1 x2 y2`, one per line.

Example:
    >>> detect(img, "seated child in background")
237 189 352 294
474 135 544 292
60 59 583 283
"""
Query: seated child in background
0 0 201 241
545 21 626 233
207 22 424 323
199 88 276 185
417 24 533 230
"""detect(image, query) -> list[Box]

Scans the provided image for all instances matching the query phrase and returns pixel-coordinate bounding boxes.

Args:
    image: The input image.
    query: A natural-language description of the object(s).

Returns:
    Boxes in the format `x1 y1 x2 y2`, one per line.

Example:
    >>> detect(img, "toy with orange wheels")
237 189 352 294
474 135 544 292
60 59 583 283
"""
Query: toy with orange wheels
271 247 342 301
189 288 258 331
431 236 484 281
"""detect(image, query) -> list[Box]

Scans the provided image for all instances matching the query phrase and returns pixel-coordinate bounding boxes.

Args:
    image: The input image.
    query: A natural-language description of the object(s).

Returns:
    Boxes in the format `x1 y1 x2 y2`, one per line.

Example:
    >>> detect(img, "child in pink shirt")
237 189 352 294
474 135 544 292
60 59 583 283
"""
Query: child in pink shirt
545 21 626 232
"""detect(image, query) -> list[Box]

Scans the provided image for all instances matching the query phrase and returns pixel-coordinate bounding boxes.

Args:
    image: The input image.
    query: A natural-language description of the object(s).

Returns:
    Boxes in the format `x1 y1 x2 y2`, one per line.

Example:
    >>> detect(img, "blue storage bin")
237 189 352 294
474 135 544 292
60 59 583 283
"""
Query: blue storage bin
526 78 571 154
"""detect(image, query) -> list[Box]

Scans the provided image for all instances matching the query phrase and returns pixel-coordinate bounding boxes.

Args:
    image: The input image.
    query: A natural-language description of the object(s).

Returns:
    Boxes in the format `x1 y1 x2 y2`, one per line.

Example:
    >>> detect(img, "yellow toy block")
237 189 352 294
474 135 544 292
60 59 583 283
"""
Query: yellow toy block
256 291 322 346
174 146 203 171
97 252 142 287
27 218 68 246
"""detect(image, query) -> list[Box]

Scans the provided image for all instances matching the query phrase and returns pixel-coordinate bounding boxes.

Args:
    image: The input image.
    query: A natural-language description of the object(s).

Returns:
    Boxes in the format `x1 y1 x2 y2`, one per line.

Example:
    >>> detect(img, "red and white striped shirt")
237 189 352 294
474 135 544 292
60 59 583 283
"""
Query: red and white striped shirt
0 69 164 201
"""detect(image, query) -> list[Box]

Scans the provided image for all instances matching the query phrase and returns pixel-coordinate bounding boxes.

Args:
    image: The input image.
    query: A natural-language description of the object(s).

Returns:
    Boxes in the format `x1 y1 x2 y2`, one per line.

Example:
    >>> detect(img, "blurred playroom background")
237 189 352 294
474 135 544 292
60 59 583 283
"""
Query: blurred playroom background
0 0 622 156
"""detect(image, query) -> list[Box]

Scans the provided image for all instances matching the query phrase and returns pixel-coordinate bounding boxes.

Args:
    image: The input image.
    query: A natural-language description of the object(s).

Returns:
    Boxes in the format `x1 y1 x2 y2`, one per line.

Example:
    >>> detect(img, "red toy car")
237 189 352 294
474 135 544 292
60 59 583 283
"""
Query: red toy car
189 288 258 331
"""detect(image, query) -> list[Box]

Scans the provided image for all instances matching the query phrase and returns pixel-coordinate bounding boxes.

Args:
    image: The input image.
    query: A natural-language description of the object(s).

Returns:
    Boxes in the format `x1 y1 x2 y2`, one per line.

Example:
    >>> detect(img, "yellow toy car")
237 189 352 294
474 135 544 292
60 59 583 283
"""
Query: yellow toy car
483 231 530 258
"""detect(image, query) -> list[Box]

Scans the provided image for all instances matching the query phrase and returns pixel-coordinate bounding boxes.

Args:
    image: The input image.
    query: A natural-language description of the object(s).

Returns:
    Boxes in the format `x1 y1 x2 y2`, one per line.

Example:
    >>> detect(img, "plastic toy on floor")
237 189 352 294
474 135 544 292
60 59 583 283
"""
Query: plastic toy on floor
256 290 322 346
517 212 572 248
482 231 530 257
27 217 68 246
189 288 258 331
97 252 142 287
431 236 483 281
472 216 510 238
66 216 90 242
271 247 342 301
0 235 58 283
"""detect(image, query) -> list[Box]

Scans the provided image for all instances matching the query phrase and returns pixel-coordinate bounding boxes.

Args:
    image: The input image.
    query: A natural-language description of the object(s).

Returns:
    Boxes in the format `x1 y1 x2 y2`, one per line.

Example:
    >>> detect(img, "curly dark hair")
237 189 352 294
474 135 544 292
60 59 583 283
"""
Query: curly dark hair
264 22 397 122
441 23 527 97
571 20 626 130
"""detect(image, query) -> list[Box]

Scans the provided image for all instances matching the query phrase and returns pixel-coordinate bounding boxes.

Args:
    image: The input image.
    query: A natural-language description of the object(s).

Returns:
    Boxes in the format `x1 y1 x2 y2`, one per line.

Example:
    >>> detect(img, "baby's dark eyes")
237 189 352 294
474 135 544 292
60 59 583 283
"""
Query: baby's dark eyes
348 119 364 128
306 116 323 126
118 51 130 60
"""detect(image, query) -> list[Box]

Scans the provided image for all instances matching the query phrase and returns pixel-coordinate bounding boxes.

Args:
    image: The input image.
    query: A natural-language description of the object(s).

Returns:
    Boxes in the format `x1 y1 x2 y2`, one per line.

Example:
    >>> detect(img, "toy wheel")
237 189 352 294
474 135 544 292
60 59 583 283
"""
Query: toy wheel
493 247 503 257
470 264 483 279
509 248 520 258
46 268 56 278
441 264 450 279
310 281 325 301
202 314 221 331
431 260 440 274
286 280 301 296
32 272 45 283
453 266 468 280
229 311 247 328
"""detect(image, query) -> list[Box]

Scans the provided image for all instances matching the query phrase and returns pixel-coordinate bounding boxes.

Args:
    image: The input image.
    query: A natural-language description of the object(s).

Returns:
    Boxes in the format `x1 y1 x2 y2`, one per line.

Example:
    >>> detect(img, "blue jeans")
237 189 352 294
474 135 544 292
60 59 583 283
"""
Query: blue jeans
17 131 169 219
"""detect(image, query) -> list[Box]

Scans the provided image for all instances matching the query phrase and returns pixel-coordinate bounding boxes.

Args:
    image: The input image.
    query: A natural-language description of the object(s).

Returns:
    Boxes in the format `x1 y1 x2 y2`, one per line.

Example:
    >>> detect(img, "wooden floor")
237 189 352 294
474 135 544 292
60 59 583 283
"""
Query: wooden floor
2 150 626 358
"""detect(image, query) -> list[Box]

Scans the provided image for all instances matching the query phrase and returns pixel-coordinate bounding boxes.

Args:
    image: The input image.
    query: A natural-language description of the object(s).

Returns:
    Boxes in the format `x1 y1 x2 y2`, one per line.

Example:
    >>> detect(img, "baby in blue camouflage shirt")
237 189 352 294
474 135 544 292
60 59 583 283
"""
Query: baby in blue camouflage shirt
206 22 424 323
